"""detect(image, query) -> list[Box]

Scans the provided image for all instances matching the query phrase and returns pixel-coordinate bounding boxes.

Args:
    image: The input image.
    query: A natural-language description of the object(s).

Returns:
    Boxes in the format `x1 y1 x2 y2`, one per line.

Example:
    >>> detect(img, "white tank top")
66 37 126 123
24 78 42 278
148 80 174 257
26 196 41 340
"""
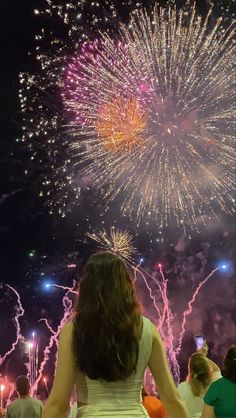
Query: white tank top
75 316 153 417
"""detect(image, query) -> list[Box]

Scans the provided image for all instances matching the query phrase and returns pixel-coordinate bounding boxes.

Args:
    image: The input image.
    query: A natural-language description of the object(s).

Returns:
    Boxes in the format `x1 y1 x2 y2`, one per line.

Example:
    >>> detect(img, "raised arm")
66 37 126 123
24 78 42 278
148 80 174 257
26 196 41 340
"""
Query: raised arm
197 341 221 375
148 323 188 418
202 404 216 418
42 321 76 418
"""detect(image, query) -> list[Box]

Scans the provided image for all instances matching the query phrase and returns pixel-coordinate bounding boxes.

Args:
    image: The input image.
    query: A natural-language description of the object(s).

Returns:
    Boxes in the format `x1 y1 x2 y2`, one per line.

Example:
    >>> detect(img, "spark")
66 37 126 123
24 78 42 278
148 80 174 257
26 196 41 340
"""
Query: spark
87 228 136 263
0 384 5 411
96 97 148 152
67 263 77 268
43 376 49 396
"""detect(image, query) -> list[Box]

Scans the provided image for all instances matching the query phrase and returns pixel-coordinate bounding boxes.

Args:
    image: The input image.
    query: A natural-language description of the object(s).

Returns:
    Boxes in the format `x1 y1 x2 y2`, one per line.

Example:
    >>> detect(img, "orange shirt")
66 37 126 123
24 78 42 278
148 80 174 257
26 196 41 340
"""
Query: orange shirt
142 395 167 418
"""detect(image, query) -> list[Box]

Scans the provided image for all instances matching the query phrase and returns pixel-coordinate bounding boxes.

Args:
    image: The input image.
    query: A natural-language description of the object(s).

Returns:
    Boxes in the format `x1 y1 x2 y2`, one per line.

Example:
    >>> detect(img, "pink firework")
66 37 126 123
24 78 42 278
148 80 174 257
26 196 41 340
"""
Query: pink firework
61 5 235 231
0 285 25 367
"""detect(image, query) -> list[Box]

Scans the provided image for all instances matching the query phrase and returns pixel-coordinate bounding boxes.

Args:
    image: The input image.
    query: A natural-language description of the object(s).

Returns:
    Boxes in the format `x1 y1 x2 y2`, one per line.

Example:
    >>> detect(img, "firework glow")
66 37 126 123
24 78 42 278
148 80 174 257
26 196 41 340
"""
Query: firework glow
96 97 148 151
20 2 235 231
87 228 137 263
64 6 235 230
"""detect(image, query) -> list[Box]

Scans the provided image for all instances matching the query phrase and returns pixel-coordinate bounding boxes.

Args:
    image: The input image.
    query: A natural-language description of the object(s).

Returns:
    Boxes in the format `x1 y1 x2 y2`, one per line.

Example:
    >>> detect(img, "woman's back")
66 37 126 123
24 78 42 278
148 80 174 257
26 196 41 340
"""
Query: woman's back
178 381 204 418
75 316 152 417
177 373 222 418
42 253 188 418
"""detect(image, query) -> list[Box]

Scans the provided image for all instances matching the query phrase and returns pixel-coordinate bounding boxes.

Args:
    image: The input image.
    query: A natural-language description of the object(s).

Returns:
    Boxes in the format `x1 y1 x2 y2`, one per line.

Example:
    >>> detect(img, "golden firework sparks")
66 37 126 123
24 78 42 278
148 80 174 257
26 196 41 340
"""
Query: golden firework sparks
96 97 148 151
87 228 136 263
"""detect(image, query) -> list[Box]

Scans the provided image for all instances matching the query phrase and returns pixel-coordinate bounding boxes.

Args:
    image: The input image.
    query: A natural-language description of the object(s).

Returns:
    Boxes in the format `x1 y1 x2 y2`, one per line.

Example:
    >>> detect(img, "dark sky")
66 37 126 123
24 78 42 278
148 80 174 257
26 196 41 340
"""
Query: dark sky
0 0 234 294
0 0 59 286
0 0 235 284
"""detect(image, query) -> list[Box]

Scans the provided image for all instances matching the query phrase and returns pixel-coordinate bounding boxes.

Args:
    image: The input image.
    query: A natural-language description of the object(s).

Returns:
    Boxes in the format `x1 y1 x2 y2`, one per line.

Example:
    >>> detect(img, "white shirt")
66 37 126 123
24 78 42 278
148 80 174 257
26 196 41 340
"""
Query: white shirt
177 372 221 418
178 381 204 418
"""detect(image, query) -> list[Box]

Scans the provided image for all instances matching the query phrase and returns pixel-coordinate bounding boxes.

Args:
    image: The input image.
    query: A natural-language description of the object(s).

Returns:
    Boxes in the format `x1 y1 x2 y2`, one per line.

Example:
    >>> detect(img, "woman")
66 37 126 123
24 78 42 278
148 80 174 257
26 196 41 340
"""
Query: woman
42 252 188 418
178 351 221 418
202 346 236 418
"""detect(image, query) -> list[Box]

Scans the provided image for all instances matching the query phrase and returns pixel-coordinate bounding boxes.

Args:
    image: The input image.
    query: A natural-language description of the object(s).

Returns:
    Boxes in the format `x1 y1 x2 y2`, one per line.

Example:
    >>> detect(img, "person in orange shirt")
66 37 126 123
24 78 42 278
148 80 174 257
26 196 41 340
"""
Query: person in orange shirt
142 388 167 418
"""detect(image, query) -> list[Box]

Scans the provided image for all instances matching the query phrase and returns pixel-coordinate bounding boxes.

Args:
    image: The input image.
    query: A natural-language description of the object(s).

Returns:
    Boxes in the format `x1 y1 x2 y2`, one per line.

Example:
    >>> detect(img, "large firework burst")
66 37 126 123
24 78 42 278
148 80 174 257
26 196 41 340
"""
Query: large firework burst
63 5 235 230
21 1 235 230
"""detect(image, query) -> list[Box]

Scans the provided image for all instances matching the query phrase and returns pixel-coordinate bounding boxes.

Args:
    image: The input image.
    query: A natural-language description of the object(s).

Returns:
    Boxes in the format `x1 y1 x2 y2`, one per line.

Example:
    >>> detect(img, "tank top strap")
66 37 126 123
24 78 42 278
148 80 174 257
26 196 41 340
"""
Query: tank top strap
140 316 153 365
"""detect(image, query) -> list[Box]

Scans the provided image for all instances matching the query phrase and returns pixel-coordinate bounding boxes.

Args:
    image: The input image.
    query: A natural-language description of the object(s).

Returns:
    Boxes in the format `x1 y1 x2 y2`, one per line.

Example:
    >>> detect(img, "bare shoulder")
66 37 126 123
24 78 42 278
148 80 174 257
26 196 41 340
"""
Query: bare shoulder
60 321 74 340
149 319 161 342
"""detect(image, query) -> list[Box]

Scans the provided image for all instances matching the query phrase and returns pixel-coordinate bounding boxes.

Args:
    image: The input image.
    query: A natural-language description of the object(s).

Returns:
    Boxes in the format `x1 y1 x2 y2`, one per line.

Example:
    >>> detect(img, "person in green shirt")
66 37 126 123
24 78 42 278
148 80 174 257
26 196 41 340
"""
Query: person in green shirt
6 375 43 418
202 346 236 418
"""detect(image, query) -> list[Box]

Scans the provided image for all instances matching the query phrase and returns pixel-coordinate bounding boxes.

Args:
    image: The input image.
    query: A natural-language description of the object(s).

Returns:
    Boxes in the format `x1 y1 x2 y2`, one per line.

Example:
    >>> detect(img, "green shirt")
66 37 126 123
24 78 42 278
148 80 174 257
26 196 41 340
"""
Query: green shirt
204 377 236 418
6 397 43 418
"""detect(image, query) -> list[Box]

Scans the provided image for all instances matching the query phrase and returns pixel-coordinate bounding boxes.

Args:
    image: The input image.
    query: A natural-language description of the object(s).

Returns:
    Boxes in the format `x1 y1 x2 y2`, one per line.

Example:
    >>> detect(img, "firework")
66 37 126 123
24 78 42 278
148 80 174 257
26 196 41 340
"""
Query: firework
0 285 25 367
64 5 235 230
96 97 148 151
133 263 221 383
87 228 136 263
0 257 233 386
32 290 73 393
21 2 235 230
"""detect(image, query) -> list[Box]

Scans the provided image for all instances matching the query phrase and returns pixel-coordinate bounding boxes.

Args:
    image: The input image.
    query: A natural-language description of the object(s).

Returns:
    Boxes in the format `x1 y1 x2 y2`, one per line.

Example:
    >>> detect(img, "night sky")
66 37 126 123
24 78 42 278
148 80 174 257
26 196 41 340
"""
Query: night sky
0 0 235 388
0 0 235 282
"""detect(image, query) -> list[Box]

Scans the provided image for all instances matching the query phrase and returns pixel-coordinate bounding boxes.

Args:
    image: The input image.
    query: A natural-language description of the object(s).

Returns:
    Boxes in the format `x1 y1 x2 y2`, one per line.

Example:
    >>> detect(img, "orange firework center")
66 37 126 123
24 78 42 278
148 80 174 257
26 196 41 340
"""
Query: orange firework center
96 97 147 151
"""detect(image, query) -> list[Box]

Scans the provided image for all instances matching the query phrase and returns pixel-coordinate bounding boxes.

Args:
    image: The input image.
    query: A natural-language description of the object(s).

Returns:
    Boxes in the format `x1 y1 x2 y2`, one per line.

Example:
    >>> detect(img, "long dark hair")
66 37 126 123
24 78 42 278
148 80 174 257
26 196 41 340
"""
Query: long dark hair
187 353 211 396
73 252 141 382
222 346 236 382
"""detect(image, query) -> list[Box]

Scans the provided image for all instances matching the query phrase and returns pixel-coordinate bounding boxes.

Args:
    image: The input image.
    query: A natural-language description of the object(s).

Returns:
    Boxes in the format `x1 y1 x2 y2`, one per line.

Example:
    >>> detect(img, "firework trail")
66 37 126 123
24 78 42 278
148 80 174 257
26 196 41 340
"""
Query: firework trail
21 2 235 230
0 285 25 367
6 382 15 407
134 264 221 382
39 318 56 336
86 227 223 382
26 340 39 389
33 291 73 392
52 284 78 295
158 265 179 380
134 265 180 381
133 266 162 323
176 267 220 354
